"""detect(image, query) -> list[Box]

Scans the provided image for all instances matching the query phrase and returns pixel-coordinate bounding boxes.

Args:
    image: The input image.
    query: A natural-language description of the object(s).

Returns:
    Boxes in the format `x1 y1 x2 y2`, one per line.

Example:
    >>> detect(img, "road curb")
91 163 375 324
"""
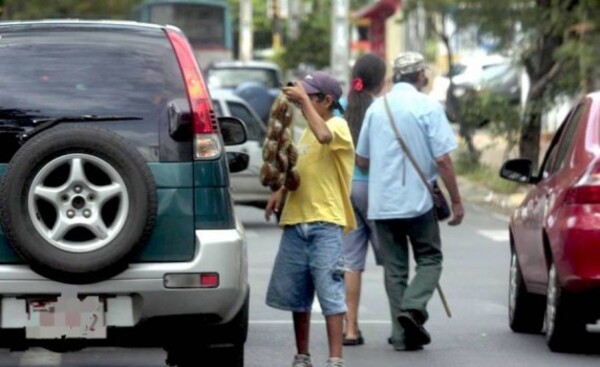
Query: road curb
457 176 524 218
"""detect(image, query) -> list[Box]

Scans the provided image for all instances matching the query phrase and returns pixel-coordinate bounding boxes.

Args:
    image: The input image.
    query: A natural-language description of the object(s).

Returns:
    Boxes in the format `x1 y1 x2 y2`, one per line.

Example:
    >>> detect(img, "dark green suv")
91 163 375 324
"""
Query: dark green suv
0 20 249 367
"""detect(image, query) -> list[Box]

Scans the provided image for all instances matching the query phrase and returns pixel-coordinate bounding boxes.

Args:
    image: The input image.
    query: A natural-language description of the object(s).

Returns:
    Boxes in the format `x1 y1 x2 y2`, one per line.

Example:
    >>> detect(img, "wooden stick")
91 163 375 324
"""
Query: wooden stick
437 284 452 318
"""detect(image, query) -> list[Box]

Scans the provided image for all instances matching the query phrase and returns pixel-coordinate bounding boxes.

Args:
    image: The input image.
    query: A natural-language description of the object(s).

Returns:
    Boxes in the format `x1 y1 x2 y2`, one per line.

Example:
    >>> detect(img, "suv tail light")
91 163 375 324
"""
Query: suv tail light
167 28 222 160
565 160 600 204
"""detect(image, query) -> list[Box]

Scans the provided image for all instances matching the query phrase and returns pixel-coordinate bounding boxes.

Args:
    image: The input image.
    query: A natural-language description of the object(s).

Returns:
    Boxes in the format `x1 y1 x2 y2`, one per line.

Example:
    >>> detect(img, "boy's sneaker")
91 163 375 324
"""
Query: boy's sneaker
324 357 345 367
292 354 314 367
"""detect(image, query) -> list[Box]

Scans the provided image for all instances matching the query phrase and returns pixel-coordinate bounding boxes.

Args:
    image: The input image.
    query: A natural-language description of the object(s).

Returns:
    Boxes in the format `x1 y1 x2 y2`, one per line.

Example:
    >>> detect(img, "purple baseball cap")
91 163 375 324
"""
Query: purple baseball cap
300 71 344 111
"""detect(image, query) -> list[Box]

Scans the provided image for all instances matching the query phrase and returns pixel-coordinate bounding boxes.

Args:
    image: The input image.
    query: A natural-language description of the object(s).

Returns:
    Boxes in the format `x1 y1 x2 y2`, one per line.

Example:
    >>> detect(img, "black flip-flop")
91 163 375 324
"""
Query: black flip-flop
343 331 365 346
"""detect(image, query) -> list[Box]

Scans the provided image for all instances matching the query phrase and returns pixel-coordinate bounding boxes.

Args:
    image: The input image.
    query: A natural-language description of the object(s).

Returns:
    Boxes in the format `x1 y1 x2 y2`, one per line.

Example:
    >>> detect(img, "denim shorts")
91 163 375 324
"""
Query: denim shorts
266 221 347 316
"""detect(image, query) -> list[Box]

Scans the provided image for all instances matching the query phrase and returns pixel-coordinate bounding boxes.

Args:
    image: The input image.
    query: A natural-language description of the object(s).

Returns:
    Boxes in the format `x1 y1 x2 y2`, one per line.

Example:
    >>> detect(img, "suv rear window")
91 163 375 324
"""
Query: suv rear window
0 25 186 129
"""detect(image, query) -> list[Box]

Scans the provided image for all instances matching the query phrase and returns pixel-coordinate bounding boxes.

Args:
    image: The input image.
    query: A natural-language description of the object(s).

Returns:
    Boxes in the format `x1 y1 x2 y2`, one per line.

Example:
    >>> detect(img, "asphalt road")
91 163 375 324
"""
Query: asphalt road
240 204 600 367
1 203 598 366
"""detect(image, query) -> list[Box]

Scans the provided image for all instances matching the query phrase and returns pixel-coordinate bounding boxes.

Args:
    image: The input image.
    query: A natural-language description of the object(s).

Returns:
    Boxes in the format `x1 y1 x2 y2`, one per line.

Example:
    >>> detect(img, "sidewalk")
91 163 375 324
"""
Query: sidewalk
457 176 526 217
454 128 535 217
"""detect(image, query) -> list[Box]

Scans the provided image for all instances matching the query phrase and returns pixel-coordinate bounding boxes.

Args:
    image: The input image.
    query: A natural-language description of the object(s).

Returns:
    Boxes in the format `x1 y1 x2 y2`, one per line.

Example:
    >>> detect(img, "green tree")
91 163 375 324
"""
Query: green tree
279 0 371 72
404 1 484 161
412 0 600 168
459 0 599 168
228 0 273 56
281 13 331 70
3 0 141 20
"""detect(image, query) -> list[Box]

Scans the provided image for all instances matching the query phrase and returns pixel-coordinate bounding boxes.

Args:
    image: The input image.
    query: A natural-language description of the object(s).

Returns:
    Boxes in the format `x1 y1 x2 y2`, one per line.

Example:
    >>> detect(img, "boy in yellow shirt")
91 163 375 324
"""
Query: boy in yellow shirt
265 71 355 367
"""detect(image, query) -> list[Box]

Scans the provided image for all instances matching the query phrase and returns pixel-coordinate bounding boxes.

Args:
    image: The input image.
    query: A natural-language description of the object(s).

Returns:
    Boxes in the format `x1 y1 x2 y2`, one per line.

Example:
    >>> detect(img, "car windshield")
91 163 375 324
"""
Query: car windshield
482 63 512 81
207 68 280 89
447 64 467 78
481 63 519 87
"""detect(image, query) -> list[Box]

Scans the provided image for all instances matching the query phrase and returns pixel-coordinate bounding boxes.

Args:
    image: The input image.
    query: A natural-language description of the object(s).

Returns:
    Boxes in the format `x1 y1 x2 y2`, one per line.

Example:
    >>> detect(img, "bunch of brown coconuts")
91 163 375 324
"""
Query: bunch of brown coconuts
260 94 301 191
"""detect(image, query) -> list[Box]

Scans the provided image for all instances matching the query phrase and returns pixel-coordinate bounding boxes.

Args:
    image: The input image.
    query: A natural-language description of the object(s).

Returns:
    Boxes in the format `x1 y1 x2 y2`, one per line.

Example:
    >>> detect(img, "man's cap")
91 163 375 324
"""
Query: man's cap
300 71 343 101
392 52 427 75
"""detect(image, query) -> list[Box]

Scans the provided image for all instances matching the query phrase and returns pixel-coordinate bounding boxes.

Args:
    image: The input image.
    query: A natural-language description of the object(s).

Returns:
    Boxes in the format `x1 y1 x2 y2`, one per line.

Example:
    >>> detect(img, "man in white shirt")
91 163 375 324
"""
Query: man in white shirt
356 51 464 351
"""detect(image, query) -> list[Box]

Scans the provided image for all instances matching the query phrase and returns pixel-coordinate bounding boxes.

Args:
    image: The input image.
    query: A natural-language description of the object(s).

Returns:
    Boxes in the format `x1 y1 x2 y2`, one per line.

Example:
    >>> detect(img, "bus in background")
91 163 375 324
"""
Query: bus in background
137 0 233 68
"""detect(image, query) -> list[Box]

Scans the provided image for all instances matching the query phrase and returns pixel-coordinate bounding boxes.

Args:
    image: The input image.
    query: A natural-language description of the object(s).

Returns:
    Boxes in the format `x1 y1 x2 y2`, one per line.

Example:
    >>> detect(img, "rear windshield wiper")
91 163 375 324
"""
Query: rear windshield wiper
19 115 142 144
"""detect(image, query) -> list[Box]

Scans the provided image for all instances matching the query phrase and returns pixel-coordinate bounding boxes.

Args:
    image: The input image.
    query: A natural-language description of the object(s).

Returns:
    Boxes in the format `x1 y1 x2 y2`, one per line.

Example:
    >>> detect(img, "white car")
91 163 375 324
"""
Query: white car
206 60 283 123
211 89 270 208
430 54 509 104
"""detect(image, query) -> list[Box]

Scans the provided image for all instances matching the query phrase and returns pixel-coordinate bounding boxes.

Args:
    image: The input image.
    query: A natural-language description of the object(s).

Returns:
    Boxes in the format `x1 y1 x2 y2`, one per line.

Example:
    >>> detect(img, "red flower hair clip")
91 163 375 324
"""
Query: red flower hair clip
352 77 364 92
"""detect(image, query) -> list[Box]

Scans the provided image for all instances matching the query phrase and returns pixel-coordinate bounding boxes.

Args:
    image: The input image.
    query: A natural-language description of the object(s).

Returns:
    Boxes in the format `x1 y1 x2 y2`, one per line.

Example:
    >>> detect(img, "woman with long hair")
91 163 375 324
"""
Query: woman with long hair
342 53 387 346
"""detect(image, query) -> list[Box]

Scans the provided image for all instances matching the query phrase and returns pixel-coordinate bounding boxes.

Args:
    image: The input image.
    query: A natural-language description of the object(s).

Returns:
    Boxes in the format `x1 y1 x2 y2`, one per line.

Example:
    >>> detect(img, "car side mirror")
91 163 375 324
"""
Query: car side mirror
499 159 534 184
218 117 247 146
227 151 249 173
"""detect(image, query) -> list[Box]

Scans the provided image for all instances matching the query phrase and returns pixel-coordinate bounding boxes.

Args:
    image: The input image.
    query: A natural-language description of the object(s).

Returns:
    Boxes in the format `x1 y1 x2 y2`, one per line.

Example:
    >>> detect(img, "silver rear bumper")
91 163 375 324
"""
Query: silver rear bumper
0 224 248 329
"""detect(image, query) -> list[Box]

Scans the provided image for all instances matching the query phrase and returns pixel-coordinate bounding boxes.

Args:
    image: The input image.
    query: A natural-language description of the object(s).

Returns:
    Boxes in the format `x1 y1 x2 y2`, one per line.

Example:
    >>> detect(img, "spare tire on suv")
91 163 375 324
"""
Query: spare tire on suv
0 125 157 284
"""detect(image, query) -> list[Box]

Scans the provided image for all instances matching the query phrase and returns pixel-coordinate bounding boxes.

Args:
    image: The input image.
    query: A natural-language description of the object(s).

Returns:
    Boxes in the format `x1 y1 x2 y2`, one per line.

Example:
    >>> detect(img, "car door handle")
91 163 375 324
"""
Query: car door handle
240 147 248 154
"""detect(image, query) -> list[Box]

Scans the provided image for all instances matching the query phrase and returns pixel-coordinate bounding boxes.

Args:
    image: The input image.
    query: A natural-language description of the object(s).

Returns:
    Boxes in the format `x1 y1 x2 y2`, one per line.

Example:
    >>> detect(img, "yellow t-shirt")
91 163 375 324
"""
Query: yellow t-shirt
279 116 356 233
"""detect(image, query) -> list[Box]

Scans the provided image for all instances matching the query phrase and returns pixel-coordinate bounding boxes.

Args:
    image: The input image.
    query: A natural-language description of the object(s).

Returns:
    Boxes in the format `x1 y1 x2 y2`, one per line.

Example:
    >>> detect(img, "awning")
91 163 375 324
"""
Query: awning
353 0 401 20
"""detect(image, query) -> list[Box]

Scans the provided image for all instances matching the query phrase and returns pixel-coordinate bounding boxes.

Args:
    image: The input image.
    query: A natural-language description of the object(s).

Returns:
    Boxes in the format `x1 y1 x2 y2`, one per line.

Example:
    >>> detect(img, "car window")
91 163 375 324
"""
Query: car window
539 114 568 178
481 63 518 87
481 63 511 80
207 68 280 89
540 144 560 179
548 104 584 174
446 64 467 78
0 27 186 122
0 25 190 163
227 101 264 142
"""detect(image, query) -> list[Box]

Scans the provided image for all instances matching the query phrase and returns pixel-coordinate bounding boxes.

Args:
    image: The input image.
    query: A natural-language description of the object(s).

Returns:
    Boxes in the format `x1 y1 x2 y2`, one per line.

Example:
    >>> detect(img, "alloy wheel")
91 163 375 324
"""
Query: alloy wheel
27 153 130 253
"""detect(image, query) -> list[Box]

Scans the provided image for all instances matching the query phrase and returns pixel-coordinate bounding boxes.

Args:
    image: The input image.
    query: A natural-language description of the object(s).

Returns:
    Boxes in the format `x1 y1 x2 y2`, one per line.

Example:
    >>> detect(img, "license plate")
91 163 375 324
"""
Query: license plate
25 296 106 339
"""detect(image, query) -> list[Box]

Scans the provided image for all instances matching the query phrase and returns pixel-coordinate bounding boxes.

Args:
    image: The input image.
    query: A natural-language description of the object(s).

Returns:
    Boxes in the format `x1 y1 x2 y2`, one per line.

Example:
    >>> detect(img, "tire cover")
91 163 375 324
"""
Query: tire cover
0 125 157 284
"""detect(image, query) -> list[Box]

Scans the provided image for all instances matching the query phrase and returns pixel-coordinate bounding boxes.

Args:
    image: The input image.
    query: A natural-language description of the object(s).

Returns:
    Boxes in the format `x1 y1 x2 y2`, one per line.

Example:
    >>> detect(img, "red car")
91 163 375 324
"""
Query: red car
500 93 600 352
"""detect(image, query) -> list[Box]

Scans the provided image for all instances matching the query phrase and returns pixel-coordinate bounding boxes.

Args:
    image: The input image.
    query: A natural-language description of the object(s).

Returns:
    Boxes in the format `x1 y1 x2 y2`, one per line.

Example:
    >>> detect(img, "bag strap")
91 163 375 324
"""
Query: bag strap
383 95 435 197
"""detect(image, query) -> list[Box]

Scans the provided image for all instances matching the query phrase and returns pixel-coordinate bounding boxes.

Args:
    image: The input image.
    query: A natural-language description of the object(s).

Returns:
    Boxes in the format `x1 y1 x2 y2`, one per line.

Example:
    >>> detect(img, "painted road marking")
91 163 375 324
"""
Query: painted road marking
251 320 391 325
478 230 509 242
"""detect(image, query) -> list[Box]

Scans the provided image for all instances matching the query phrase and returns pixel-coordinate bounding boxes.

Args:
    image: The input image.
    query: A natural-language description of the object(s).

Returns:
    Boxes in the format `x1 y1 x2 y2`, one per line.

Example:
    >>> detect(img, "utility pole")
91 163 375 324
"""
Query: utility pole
270 0 282 52
404 0 426 53
287 0 300 40
268 0 288 52
240 0 253 61
331 0 350 92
